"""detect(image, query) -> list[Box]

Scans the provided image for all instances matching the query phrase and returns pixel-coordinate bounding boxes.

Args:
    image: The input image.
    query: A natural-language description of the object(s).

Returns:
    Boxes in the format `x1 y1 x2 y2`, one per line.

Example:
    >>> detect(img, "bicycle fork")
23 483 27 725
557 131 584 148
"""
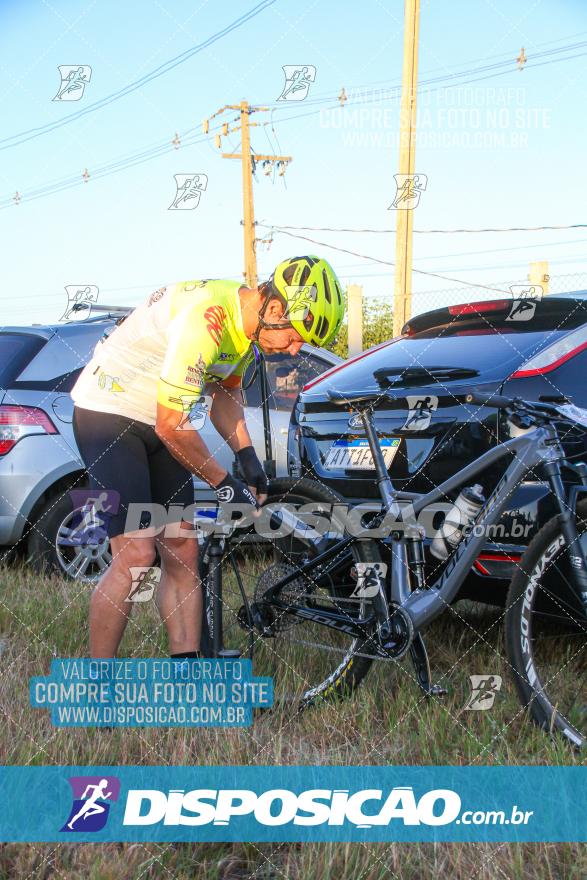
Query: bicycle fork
359 407 447 698
545 459 587 612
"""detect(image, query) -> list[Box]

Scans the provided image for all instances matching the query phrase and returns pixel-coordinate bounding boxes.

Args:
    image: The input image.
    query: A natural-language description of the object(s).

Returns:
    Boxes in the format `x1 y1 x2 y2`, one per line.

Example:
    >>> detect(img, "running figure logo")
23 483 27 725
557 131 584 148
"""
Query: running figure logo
126 566 161 602
389 174 428 210
282 285 317 321
464 674 503 710
67 490 120 546
506 286 543 323
53 65 92 101
169 174 208 210
61 776 120 832
60 285 99 321
350 562 388 599
174 394 212 431
403 395 438 432
277 65 316 101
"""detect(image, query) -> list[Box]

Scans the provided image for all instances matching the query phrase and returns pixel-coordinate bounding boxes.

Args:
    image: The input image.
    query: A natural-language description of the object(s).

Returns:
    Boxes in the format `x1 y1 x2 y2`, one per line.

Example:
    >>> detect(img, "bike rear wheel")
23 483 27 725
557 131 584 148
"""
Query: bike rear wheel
505 498 587 747
201 478 383 708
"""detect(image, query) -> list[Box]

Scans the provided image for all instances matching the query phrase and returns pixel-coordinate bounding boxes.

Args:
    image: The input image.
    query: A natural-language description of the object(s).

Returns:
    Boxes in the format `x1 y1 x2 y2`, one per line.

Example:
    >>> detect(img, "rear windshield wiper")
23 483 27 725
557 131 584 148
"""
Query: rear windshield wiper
374 366 479 388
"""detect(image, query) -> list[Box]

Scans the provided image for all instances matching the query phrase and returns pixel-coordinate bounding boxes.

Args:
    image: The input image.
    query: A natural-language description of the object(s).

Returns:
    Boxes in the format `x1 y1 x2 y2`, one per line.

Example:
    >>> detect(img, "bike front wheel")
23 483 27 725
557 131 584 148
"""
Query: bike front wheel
505 498 587 747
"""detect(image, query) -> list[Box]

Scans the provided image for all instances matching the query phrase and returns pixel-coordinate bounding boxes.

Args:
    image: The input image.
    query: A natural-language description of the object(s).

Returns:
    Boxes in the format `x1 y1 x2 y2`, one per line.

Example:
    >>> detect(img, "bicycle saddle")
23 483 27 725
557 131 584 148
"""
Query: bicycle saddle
327 389 392 406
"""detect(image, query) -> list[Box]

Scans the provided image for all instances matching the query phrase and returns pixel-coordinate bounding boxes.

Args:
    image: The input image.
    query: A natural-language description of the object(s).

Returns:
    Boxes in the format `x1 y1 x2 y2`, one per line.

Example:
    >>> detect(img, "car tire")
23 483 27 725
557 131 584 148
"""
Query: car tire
27 489 74 573
27 489 112 579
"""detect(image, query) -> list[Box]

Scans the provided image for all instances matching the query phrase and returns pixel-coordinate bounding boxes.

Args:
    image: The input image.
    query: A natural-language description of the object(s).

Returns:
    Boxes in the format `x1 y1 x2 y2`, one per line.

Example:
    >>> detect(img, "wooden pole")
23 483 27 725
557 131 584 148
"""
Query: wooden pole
528 260 550 295
347 284 364 356
240 101 257 289
393 0 421 337
217 102 291 290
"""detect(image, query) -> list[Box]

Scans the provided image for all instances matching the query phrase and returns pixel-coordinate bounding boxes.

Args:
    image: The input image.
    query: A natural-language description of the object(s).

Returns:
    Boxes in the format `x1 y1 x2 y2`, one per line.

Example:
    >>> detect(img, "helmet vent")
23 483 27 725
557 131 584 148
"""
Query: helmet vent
315 315 328 339
299 265 311 286
322 268 332 303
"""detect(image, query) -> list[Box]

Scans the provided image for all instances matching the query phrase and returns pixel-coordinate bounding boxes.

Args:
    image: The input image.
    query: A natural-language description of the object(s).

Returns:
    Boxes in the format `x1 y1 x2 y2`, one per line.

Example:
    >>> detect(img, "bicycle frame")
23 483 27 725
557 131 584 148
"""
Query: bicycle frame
260 417 587 637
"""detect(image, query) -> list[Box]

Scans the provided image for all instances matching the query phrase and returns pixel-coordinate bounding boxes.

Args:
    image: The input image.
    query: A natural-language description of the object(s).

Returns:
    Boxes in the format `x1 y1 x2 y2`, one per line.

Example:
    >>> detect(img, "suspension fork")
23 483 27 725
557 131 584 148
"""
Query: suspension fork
543 459 587 609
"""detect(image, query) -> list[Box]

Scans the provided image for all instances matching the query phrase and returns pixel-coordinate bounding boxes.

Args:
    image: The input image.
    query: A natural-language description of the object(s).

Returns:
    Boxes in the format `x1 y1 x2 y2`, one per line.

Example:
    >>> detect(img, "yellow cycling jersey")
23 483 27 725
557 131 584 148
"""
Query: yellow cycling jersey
71 279 251 426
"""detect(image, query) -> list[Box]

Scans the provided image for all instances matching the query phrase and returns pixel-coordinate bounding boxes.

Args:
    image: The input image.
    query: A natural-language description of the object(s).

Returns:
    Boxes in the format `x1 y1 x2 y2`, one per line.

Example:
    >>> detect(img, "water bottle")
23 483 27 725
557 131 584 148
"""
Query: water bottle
430 484 485 560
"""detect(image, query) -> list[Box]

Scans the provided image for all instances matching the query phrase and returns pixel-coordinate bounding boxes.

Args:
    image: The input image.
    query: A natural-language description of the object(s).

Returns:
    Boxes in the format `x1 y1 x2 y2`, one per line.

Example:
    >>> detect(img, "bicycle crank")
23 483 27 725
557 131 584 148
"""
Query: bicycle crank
374 605 414 660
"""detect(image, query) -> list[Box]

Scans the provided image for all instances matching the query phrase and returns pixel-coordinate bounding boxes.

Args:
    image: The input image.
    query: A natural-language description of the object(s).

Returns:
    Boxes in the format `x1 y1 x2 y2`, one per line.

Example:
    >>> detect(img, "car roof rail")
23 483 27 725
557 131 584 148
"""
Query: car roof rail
67 303 133 322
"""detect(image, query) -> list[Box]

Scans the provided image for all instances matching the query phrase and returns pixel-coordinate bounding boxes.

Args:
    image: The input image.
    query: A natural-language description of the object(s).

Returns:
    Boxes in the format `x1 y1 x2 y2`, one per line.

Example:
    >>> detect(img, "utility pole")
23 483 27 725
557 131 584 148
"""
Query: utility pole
393 0 421 337
239 101 256 289
347 284 364 356
204 101 292 289
528 260 550 295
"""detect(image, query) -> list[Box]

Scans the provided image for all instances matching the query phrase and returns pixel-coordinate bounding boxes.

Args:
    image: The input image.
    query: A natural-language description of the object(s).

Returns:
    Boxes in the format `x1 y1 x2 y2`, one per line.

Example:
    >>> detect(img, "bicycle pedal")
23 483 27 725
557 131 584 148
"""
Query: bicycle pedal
424 684 448 698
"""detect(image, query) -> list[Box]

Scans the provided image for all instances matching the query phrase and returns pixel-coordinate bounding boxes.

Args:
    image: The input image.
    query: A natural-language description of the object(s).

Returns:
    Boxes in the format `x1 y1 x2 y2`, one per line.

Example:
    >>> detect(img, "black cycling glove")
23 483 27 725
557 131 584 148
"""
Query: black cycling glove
236 446 269 497
214 473 258 508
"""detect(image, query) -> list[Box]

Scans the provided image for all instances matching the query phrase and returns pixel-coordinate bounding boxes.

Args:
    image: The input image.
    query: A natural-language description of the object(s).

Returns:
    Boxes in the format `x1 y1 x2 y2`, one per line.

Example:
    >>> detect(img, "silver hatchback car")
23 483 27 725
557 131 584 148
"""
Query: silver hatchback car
0 309 341 579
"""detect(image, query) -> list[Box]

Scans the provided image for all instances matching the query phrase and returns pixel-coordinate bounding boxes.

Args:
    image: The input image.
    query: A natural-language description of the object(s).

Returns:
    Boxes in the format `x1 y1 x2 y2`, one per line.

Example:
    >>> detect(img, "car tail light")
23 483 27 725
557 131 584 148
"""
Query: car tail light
448 300 510 316
510 324 587 379
0 405 58 455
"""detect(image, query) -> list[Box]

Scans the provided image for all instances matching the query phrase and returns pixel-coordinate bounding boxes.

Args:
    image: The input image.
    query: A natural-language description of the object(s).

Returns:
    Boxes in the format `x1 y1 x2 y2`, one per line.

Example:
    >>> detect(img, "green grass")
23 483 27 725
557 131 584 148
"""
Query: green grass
0 562 585 879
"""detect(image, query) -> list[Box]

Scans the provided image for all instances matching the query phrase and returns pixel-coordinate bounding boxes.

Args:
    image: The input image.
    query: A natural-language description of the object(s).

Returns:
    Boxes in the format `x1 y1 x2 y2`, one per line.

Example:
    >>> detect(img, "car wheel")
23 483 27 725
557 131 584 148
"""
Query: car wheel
27 491 112 581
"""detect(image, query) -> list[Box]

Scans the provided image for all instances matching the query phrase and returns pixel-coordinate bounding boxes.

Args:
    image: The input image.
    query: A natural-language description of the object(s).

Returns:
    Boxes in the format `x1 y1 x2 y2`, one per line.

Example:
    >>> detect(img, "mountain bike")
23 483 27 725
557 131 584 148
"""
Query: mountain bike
199 390 587 746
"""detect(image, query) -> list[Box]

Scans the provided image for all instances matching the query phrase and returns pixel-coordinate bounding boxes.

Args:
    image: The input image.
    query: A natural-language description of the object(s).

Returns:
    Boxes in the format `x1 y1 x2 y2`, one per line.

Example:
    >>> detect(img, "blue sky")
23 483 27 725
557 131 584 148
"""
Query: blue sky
1 0 586 325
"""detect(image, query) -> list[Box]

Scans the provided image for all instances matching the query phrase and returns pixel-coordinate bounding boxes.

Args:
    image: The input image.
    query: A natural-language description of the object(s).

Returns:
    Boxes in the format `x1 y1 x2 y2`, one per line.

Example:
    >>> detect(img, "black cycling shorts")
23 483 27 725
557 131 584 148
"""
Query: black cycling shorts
72 407 195 539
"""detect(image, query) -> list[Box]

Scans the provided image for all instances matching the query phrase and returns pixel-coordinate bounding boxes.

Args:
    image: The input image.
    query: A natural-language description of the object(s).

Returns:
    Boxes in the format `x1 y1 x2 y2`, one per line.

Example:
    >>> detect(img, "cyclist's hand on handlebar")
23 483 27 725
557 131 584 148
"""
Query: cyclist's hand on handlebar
214 472 259 510
236 446 268 505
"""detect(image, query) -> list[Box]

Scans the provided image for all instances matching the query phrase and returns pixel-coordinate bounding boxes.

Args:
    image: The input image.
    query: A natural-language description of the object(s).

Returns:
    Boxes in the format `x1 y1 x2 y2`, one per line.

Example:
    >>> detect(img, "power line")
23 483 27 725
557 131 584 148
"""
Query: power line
260 222 587 235
313 31 587 97
4 37 587 211
263 38 587 109
268 227 511 293
294 29 587 103
0 126 216 209
0 1 276 152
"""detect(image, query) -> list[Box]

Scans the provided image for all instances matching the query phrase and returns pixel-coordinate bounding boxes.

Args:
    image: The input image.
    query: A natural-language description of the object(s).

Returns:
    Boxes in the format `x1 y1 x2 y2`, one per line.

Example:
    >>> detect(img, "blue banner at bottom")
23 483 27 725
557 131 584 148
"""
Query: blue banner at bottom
0 766 584 842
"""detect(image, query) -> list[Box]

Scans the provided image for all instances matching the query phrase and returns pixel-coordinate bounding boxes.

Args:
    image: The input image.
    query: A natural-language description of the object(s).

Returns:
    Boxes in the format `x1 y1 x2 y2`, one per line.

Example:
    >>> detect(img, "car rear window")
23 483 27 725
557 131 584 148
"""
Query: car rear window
348 330 558 388
309 323 583 396
0 333 46 388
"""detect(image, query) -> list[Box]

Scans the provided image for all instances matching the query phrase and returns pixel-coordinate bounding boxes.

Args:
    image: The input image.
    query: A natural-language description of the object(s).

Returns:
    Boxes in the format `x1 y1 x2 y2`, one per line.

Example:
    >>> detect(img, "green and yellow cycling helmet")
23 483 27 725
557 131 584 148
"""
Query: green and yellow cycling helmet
258 255 345 346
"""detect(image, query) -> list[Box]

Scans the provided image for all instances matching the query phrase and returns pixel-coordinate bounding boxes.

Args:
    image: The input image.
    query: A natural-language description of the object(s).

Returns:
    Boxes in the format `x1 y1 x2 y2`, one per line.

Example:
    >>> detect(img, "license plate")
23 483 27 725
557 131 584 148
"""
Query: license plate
324 438 400 470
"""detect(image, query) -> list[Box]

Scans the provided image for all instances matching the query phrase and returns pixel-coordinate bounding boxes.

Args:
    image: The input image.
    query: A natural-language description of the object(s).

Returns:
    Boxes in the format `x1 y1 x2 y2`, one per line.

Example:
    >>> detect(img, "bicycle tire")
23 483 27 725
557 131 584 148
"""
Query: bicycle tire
505 498 587 747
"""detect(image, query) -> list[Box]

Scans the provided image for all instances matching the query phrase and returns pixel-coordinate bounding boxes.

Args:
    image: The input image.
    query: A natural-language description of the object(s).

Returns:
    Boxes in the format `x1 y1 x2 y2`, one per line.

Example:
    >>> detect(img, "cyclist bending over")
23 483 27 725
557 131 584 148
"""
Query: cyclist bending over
71 256 344 659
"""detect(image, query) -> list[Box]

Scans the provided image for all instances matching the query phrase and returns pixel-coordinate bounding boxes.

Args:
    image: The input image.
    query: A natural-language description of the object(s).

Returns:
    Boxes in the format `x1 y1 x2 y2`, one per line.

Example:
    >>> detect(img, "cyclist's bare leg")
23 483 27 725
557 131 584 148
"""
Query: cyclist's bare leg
89 532 156 657
155 524 201 654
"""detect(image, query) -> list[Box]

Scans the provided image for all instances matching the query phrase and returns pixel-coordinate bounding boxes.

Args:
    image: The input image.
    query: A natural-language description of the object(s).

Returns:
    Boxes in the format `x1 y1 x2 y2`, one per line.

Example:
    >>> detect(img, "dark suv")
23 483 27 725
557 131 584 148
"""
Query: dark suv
288 292 587 601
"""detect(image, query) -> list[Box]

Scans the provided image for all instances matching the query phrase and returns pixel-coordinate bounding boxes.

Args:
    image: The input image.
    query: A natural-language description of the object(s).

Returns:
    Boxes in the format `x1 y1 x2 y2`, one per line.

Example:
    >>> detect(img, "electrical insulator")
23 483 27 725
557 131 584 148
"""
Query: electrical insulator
263 160 272 176
172 133 180 149
82 168 90 183
222 122 229 136
203 119 209 134
338 87 348 106
13 191 21 205
215 134 221 149
277 161 286 177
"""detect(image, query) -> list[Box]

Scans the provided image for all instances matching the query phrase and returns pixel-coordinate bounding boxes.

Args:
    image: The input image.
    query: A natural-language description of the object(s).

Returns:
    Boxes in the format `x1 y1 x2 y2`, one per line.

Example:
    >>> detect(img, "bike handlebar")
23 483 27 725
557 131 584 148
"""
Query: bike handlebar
465 391 514 409
466 391 568 423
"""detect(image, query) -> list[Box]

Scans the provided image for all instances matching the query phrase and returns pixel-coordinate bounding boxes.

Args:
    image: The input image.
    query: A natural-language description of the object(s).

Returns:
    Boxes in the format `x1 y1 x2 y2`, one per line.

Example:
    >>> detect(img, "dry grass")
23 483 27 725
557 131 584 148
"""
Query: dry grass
0 562 584 879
